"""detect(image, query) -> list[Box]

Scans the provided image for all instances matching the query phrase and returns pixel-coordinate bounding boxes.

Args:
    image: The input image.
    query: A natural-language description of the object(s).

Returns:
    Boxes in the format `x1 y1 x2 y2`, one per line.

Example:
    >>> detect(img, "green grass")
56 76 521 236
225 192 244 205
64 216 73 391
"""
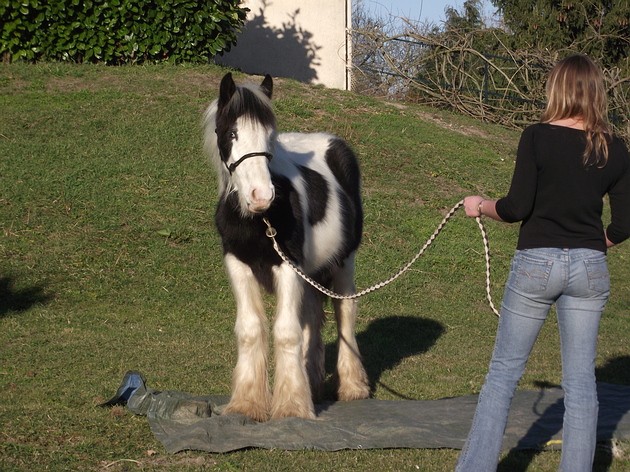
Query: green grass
1 63 630 471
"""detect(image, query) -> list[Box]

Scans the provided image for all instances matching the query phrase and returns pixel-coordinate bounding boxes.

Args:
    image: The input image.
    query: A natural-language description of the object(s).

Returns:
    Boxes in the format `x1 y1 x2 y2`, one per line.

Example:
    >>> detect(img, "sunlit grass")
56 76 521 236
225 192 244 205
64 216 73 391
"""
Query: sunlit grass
1 63 629 471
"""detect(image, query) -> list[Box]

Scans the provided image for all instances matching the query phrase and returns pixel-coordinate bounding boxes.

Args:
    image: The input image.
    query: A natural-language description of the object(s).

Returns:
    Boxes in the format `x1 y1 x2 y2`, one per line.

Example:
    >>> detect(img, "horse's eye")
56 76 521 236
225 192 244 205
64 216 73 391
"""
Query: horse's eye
229 130 237 140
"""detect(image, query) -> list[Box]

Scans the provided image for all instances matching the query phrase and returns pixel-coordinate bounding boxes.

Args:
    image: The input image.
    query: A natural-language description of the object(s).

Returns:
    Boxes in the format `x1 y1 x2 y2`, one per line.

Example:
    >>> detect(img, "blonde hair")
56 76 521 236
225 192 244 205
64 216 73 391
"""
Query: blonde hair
541 54 611 166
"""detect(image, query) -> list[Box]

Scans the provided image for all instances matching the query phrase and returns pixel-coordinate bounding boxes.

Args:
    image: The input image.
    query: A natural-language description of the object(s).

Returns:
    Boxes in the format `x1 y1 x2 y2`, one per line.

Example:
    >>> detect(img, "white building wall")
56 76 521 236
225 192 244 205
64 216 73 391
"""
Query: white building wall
216 0 352 90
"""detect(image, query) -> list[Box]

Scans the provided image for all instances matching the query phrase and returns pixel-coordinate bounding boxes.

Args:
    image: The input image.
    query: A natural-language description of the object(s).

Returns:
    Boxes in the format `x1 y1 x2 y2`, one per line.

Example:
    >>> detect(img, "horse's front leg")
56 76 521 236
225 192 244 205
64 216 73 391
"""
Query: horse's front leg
332 253 370 401
271 262 315 419
222 253 271 422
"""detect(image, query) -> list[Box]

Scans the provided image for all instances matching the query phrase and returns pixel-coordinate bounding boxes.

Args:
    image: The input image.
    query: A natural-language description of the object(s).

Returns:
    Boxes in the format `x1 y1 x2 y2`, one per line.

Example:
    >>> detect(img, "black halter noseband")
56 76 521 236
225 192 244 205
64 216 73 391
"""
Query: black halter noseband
224 151 273 174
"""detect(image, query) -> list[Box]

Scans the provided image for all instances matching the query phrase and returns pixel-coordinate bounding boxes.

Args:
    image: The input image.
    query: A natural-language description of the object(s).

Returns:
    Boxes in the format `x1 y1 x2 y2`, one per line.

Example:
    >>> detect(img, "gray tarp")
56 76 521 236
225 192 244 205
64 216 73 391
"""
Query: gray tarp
106 372 630 454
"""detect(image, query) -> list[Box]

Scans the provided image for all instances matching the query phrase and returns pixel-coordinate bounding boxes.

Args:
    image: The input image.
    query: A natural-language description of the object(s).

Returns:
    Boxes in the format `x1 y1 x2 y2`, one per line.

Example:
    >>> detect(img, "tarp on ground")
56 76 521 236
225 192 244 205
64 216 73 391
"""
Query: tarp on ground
105 371 630 454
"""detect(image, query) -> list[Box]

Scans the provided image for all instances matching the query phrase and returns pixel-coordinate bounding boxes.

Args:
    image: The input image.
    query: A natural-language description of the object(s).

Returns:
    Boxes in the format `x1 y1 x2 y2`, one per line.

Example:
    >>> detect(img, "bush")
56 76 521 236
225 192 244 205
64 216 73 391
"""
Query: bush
0 0 248 64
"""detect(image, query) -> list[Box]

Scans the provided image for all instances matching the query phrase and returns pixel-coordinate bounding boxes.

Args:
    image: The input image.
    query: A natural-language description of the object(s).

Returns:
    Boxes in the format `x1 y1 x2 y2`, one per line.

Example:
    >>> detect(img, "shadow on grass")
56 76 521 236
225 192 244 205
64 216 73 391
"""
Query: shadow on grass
325 315 445 400
497 355 630 472
0 276 53 317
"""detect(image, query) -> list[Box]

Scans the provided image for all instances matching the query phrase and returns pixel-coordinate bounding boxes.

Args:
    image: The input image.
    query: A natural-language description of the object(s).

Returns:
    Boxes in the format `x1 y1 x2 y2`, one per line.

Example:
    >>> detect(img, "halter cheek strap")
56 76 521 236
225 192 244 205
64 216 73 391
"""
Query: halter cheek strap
225 152 273 174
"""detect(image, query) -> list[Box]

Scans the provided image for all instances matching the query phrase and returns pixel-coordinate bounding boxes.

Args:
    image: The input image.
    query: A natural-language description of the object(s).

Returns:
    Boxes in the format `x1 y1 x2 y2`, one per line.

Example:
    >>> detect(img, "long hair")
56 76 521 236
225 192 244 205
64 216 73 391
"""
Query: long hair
540 54 611 167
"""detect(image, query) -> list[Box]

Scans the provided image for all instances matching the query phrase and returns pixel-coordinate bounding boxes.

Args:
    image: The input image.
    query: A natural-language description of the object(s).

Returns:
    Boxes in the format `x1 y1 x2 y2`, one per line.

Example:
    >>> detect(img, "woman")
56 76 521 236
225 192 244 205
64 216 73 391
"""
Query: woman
456 54 630 471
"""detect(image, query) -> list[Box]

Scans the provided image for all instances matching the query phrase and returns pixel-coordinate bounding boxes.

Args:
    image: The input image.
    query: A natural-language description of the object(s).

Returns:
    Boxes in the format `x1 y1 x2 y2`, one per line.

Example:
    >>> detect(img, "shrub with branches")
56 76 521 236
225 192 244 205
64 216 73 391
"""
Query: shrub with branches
351 2 629 143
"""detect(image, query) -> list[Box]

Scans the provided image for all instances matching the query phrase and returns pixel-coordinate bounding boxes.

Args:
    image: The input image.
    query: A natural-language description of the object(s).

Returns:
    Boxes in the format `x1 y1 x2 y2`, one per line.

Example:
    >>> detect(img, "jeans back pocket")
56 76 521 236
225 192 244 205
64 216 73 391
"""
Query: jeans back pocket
510 252 553 293
584 257 610 294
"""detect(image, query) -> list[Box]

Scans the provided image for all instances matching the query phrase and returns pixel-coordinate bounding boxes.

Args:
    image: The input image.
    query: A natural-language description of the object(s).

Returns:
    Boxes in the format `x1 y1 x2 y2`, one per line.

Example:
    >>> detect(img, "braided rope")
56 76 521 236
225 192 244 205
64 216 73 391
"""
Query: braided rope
263 199 500 317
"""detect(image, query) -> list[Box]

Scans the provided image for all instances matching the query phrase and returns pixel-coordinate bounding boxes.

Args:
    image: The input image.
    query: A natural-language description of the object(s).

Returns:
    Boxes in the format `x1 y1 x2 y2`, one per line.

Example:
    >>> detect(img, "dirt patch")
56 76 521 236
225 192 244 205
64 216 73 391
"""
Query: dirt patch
43 69 221 96
98 452 217 471
385 101 492 139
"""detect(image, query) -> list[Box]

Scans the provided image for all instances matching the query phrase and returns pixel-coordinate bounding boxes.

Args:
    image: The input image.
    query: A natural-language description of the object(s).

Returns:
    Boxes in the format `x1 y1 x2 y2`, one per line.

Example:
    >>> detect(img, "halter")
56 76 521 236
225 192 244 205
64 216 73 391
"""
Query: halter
224 151 273 175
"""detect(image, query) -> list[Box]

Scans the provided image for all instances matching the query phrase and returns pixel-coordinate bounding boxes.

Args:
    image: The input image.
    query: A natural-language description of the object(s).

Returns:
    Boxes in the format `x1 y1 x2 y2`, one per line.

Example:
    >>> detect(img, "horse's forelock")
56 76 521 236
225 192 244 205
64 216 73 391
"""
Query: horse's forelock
219 84 276 131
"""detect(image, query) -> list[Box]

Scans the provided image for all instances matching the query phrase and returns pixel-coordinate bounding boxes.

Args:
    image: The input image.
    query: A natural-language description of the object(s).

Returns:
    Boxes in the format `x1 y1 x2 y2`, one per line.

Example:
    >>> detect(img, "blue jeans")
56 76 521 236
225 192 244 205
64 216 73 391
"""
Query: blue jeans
456 248 610 472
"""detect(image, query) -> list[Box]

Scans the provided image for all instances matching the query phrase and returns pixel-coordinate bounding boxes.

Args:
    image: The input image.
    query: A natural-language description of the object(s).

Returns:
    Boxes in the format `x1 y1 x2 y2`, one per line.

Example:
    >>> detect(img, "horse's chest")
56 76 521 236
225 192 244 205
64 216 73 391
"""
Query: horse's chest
215 204 278 262
215 188 343 277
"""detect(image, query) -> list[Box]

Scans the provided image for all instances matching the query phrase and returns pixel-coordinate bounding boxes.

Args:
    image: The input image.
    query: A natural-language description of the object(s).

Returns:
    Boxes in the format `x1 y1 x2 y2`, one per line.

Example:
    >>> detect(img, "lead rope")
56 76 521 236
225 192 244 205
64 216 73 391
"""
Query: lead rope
263 199 500 317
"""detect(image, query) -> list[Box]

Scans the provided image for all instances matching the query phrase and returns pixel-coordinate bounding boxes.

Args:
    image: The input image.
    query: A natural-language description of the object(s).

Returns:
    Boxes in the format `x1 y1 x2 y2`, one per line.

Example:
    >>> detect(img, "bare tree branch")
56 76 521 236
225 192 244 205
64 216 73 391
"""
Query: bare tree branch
350 11 629 143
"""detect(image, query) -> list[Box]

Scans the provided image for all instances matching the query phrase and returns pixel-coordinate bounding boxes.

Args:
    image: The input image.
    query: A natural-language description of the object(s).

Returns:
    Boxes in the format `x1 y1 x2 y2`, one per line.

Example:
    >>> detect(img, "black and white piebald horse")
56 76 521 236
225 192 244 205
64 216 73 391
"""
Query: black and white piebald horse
203 73 369 421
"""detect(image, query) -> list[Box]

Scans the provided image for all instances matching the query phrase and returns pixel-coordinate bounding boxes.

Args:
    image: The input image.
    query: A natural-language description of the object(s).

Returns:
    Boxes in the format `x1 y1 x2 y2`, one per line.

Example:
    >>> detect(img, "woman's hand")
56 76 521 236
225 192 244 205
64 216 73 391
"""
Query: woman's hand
464 196 485 217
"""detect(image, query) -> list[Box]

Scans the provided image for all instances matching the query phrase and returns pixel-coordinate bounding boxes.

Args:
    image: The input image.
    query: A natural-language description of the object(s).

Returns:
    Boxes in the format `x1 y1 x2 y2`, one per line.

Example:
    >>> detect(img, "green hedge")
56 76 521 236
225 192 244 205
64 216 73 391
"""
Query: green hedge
0 0 248 64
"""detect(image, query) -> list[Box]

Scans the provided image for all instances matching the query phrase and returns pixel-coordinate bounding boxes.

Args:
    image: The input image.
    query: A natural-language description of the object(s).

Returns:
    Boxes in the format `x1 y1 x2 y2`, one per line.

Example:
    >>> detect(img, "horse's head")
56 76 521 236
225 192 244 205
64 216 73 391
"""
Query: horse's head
204 73 277 217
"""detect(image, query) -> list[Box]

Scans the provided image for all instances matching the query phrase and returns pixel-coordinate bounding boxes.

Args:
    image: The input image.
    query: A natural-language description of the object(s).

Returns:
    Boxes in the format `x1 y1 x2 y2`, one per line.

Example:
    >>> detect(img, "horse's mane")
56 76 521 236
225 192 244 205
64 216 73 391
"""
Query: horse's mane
202 100 225 190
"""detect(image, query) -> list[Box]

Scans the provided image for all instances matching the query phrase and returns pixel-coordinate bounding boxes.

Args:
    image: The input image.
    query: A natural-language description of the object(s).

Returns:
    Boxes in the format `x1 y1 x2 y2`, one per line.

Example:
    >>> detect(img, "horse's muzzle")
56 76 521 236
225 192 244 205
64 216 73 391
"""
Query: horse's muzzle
247 185 275 213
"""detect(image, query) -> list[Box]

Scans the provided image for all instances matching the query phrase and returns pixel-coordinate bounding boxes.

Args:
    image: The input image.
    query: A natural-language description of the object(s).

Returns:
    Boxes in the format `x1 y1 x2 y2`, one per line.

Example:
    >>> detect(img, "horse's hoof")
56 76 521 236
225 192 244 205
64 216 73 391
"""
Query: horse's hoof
270 399 316 420
338 381 370 401
223 401 270 422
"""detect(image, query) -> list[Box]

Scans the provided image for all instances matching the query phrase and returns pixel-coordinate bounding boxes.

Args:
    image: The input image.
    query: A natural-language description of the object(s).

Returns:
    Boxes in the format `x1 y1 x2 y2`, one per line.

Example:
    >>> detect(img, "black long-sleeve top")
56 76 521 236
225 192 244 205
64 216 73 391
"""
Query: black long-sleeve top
495 123 630 253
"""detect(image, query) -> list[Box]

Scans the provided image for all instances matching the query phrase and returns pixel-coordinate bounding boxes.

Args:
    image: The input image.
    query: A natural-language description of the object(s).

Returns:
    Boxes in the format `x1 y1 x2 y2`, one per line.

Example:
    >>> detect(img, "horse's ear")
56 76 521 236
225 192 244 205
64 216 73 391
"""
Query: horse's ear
219 73 236 109
260 74 273 99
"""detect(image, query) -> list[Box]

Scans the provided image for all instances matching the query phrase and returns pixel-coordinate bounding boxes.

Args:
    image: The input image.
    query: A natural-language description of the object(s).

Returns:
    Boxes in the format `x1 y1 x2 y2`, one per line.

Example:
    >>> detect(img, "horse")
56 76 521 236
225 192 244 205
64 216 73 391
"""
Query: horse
202 72 370 421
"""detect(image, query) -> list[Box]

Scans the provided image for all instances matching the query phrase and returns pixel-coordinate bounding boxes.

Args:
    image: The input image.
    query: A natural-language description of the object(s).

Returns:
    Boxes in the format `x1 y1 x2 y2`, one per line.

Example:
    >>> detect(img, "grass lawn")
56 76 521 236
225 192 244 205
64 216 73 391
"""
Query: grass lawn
1 63 629 471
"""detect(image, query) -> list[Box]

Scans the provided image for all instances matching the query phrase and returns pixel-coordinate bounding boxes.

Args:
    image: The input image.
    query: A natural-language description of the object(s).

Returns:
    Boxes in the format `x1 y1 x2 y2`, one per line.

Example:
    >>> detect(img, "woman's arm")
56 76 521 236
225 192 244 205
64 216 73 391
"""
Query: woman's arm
463 196 504 222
